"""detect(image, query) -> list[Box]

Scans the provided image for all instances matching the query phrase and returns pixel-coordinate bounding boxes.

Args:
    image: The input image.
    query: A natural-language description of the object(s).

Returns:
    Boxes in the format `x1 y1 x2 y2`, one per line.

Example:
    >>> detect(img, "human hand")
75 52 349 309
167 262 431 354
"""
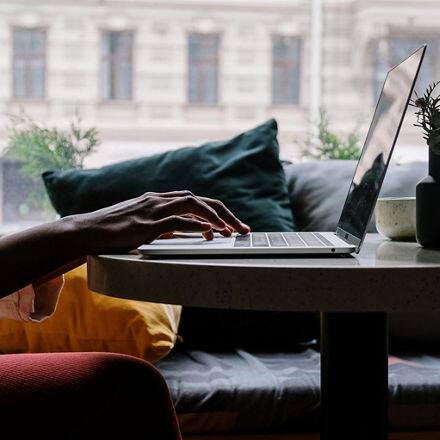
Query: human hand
71 190 250 253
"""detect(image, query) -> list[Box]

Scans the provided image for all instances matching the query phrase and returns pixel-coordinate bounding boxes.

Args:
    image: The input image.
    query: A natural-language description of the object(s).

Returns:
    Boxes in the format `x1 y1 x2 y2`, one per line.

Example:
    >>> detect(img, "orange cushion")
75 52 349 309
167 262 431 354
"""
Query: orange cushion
0 264 181 363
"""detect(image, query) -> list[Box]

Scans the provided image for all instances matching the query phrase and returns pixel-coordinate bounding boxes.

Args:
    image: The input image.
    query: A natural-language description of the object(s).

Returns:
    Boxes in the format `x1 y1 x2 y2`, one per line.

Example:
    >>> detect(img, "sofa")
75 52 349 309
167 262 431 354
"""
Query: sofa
157 159 440 440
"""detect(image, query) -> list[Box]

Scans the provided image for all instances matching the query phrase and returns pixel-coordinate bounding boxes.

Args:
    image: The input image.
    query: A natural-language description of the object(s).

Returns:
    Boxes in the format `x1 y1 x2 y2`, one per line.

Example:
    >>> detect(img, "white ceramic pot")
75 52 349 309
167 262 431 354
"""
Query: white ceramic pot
375 197 416 241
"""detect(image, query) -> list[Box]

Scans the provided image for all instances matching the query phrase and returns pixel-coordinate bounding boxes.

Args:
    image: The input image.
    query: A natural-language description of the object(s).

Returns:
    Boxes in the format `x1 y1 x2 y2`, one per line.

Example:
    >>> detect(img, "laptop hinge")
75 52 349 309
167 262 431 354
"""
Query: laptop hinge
335 227 362 252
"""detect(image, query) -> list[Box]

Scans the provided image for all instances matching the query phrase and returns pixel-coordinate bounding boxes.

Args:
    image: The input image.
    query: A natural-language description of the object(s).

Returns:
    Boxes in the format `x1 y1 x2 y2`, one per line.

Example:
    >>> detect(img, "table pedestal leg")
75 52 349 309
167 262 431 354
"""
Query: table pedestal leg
320 312 388 440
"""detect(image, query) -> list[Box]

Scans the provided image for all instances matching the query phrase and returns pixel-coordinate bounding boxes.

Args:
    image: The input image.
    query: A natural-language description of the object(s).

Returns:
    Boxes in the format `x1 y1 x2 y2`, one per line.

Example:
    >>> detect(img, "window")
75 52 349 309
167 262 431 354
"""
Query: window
4 1 440 227
272 36 301 105
101 31 133 100
373 37 438 100
188 33 219 105
13 29 46 99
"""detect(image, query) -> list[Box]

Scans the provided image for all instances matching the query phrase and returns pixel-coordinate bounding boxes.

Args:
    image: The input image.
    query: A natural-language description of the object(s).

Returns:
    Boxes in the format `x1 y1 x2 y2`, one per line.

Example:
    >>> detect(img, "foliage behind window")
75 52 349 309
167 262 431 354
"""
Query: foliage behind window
301 110 361 161
6 113 100 217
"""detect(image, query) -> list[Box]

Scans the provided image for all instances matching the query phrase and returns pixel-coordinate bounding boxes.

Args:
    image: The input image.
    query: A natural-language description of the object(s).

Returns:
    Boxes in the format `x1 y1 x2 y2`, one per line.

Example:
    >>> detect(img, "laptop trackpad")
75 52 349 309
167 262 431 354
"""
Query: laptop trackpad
145 234 234 249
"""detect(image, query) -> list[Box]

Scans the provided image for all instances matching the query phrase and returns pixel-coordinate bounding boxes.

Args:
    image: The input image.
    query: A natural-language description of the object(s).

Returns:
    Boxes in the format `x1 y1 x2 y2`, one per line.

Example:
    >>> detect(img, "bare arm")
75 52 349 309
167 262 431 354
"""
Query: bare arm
0 218 87 297
0 191 250 299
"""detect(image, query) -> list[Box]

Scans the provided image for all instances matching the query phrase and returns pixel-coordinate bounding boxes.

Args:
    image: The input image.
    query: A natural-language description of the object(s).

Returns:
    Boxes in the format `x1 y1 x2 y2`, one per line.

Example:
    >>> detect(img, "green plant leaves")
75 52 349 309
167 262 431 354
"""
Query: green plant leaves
300 110 361 160
5 112 100 216
411 81 440 155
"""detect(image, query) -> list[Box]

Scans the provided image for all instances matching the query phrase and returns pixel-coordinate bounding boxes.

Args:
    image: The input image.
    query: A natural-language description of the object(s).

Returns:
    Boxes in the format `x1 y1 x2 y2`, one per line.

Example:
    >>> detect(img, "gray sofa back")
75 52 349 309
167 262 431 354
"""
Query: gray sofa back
284 160 427 232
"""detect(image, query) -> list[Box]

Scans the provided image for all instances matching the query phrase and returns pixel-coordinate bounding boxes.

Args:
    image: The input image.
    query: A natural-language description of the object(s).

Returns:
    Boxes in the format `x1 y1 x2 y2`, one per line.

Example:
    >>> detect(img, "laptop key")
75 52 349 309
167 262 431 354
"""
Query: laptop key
283 233 307 247
267 233 287 247
314 233 334 247
299 232 326 247
251 233 269 247
234 235 251 247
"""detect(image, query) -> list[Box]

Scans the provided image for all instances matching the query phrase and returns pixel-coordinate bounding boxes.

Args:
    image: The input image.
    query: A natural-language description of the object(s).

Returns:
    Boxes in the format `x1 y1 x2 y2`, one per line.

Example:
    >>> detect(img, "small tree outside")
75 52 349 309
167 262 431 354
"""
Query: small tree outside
301 109 361 160
5 112 100 219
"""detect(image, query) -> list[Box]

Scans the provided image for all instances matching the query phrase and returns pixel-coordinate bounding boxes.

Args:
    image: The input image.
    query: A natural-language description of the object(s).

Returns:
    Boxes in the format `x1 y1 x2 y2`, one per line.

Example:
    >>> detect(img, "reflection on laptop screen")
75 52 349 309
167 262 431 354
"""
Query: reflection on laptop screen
337 46 425 244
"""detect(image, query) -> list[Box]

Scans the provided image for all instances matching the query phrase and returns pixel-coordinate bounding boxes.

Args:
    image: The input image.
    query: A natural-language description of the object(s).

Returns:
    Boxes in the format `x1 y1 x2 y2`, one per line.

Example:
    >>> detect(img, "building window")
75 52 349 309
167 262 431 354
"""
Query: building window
13 29 46 99
272 36 301 105
188 33 219 105
101 31 133 100
373 37 437 101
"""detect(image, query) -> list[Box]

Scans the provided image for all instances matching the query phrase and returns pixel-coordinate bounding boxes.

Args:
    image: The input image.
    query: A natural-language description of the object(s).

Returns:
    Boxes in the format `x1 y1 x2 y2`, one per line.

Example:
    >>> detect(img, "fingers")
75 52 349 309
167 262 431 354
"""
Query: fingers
202 229 215 241
156 220 231 242
199 197 250 234
188 214 233 238
159 229 215 241
154 190 195 199
201 224 233 240
218 226 233 237
158 226 220 241
144 190 251 235
153 215 212 238
159 196 227 231
158 232 175 239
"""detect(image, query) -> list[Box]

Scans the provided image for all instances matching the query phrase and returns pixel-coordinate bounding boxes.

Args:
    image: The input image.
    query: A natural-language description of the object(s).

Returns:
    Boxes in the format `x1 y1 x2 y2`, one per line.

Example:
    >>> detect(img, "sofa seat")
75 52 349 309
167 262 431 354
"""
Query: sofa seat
157 347 440 435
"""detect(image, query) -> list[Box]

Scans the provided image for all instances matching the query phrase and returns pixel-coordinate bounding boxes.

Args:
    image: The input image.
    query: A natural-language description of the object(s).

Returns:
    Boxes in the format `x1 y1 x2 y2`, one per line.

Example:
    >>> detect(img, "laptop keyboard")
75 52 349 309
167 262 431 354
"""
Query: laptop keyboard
234 232 335 248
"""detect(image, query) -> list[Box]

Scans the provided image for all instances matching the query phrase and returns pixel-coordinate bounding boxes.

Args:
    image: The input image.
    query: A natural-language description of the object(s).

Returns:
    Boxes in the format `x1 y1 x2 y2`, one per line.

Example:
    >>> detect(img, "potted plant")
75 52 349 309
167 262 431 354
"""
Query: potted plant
411 82 440 247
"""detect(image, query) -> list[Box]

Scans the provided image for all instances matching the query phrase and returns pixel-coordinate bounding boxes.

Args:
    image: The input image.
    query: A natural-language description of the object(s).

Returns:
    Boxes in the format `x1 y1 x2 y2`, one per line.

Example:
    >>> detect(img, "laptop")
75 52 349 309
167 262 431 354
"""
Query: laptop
138 45 426 257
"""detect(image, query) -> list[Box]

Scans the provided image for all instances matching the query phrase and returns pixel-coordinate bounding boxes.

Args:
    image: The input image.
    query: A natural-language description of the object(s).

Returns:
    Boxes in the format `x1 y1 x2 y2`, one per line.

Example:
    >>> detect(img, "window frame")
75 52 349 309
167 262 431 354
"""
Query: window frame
11 26 47 101
100 29 135 102
370 32 440 104
187 32 221 106
271 34 302 107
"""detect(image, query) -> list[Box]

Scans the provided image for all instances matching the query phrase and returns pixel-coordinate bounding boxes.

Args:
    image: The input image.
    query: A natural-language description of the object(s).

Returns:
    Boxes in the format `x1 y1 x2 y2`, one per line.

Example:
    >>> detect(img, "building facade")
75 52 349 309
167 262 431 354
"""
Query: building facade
1 0 439 161
0 0 311 165
1 0 440 222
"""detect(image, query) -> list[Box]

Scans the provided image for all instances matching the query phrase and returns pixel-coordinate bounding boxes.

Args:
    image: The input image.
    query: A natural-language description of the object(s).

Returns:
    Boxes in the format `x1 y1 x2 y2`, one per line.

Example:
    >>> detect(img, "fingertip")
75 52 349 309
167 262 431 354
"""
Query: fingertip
203 229 214 240
159 232 175 239
200 222 213 230
217 220 228 230
239 223 251 234
219 228 232 237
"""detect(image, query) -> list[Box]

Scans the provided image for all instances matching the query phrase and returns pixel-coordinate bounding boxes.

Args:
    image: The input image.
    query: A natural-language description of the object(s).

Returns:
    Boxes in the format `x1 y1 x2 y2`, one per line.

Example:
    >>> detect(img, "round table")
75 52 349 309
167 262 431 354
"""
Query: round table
88 234 440 440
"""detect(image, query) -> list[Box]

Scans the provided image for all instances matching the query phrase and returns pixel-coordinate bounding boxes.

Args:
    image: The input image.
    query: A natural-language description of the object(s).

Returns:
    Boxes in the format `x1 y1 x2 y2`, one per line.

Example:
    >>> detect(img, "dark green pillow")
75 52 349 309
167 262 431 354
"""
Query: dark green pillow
43 119 295 232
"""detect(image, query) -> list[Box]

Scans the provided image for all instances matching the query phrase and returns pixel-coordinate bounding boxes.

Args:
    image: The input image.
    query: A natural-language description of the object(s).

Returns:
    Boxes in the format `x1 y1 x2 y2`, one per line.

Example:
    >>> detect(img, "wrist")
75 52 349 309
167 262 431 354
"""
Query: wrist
58 214 97 256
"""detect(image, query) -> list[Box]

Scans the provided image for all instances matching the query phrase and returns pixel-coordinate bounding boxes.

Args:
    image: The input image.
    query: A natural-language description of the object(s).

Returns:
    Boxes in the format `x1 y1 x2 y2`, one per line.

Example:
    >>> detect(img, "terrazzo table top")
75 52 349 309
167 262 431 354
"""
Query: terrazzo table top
87 233 440 312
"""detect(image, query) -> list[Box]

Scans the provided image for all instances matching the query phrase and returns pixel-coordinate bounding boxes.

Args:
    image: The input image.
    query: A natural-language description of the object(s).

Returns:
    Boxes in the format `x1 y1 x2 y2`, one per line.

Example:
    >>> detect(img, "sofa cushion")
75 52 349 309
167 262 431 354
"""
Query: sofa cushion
43 119 295 233
158 347 440 434
158 347 320 434
283 160 427 232
0 265 181 362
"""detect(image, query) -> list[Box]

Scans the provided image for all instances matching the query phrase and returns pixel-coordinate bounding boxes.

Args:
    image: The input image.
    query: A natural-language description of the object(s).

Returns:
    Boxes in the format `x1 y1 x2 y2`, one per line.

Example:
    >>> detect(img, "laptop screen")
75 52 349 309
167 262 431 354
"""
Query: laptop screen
336 45 425 248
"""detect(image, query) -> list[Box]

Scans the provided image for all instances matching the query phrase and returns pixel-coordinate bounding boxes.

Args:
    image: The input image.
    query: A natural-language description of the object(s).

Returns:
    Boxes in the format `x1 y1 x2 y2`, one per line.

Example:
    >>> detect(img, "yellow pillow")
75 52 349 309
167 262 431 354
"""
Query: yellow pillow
0 264 181 363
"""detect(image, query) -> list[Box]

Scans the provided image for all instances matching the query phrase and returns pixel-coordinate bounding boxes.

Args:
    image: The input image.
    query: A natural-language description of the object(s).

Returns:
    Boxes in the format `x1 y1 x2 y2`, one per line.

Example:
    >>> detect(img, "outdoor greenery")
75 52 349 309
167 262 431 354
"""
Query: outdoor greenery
411 81 440 154
301 110 361 160
6 113 100 217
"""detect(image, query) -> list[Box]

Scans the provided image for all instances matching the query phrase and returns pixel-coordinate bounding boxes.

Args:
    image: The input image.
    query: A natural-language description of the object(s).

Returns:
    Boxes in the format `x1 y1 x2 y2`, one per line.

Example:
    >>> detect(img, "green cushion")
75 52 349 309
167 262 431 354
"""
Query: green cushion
42 119 295 232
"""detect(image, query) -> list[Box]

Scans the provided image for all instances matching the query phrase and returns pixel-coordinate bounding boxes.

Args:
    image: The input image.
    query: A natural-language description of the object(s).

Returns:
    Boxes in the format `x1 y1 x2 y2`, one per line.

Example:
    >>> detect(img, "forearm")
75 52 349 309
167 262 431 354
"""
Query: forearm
0 216 89 298
0 191 251 299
